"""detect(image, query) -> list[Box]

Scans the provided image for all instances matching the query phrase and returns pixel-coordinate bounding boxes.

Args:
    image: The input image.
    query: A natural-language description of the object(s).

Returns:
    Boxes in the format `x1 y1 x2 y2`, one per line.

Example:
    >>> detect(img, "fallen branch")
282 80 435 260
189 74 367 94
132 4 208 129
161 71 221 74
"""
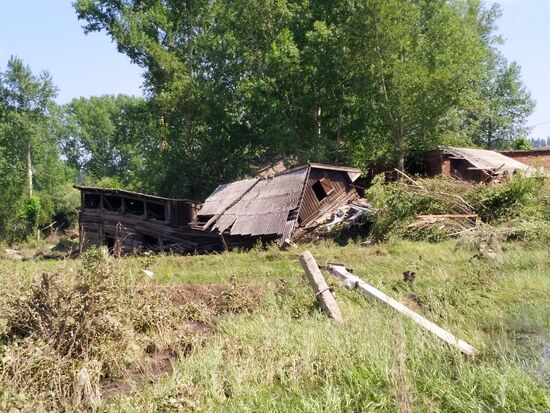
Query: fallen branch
40 221 57 231
327 264 477 356
394 168 425 190
448 227 477 237
393 169 475 213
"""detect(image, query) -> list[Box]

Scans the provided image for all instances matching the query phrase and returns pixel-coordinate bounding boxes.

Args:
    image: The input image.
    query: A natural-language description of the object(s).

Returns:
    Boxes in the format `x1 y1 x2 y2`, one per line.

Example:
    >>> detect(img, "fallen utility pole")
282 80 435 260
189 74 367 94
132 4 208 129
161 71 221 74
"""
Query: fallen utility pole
327 264 477 356
300 251 343 322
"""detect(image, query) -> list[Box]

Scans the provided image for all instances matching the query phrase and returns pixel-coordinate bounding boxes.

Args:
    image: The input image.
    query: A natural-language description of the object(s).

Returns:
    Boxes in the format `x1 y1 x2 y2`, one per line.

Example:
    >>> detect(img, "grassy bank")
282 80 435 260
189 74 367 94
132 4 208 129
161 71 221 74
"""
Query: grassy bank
0 240 549 412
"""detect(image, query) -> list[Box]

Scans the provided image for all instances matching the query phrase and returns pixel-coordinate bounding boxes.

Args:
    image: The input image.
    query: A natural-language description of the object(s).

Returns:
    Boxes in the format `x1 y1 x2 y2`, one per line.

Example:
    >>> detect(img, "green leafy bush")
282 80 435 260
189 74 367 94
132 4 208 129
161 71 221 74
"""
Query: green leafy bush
367 175 462 241
367 174 550 243
16 196 42 232
468 176 540 223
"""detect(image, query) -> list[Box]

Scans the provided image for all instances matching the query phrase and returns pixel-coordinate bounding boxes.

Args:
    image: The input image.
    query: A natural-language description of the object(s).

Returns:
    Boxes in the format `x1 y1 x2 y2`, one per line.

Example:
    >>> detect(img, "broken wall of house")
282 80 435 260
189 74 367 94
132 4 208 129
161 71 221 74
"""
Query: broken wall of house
421 147 534 183
298 168 359 227
78 188 222 253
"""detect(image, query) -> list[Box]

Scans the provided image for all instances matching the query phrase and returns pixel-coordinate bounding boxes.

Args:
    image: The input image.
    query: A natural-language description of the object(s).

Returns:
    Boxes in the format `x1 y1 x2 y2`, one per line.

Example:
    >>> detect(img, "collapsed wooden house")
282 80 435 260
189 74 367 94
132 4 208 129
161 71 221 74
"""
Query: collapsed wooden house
76 186 222 253
423 146 534 182
76 163 363 254
192 163 362 248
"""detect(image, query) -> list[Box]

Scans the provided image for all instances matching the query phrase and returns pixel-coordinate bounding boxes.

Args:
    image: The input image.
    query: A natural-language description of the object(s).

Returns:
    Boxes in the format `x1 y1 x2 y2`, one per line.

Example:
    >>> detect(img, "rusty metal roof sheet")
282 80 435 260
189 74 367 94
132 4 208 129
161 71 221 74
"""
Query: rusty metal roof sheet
211 166 309 236
440 146 534 175
198 162 361 238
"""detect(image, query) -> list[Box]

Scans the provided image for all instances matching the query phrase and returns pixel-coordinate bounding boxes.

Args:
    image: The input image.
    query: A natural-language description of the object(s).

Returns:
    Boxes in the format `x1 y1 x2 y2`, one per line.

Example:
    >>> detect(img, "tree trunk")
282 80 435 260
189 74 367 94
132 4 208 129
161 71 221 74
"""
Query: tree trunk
27 141 33 197
336 100 344 148
396 121 405 171
487 120 493 149
316 106 322 139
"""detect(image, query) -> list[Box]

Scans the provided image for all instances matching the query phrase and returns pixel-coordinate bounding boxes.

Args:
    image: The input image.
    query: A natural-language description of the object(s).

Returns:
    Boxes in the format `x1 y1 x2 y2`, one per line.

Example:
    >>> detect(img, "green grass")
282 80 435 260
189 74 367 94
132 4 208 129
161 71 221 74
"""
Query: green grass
1 240 549 412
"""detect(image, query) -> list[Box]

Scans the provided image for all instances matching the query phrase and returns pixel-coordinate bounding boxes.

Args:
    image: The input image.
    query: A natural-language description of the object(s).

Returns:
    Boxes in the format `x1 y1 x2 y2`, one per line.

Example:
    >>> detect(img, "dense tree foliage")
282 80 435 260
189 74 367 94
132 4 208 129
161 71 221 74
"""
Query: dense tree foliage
0 1 538 242
457 58 535 150
0 57 75 240
60 95 156 188
74 0 534 197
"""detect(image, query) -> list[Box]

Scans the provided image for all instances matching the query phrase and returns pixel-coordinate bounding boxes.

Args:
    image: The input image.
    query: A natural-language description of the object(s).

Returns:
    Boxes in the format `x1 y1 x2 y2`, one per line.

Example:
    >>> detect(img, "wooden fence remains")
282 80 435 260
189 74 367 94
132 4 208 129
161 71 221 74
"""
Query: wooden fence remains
299 251 343 322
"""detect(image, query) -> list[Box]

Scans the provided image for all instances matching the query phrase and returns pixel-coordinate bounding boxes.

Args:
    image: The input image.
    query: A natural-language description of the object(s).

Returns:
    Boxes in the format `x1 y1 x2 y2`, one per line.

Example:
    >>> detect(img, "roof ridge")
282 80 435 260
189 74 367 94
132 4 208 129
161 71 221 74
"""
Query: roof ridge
73 185 200 204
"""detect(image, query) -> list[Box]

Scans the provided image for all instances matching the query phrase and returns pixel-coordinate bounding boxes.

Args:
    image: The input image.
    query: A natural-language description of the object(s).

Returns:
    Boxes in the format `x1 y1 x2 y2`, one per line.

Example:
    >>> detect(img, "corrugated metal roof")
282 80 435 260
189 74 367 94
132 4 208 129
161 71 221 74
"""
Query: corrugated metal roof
212 166 309 236
440 146 533 175
198 178 258 216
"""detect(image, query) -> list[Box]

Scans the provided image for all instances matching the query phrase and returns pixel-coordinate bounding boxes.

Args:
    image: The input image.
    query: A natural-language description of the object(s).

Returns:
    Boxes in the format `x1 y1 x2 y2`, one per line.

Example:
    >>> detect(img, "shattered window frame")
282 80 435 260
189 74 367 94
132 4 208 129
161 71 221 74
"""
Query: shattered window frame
312 178 335 201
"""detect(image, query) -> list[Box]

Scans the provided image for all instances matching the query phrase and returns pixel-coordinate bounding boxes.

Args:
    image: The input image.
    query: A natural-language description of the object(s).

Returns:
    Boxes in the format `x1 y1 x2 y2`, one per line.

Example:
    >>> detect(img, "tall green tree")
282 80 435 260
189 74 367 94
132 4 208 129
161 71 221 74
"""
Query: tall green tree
465 58 534 149
0 56 57 196
74 0 534 195
60 95 156 188
0 57 73 240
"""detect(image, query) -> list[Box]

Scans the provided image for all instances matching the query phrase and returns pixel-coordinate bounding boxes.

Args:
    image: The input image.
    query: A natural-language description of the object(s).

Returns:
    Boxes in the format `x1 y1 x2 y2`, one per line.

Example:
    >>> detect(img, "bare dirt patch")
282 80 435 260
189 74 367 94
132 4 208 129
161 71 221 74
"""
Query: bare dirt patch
101 349 176 400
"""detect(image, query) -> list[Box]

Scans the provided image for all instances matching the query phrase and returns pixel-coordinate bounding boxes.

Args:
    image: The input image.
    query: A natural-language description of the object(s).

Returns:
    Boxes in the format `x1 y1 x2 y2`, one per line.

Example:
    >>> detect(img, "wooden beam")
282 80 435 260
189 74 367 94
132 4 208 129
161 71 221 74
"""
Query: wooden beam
416 214 478 219
327 264 477 356
300 251 343 322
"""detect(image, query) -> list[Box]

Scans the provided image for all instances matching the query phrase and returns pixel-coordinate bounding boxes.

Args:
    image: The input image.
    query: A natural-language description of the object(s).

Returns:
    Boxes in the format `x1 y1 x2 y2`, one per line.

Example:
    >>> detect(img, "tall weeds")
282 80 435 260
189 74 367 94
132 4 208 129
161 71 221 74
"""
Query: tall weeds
0 247 190 411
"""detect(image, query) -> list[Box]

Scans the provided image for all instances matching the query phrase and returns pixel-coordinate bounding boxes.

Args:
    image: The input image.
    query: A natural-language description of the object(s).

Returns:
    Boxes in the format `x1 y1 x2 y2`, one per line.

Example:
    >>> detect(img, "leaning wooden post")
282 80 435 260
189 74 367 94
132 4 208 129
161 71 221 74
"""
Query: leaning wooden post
327 264 477 356
300 251 343 322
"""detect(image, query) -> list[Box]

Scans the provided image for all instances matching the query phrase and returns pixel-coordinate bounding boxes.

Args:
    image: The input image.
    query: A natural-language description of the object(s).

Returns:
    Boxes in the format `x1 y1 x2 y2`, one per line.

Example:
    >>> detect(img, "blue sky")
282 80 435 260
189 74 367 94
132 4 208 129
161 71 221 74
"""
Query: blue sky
491 0 550 139
0 0 549 139
0 0 144 102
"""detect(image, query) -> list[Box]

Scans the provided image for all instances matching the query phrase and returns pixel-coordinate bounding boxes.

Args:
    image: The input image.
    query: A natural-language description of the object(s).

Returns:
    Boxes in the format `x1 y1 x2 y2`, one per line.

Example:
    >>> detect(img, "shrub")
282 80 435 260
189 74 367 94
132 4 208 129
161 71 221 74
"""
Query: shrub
367 174 550 243
367 175 466 241
467 175 540 223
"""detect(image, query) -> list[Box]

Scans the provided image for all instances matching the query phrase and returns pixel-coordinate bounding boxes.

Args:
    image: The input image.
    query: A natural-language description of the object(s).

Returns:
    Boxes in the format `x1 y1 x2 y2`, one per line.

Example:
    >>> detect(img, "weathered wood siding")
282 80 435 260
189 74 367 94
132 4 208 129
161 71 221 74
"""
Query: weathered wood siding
78 188 219 253
298 168 358 226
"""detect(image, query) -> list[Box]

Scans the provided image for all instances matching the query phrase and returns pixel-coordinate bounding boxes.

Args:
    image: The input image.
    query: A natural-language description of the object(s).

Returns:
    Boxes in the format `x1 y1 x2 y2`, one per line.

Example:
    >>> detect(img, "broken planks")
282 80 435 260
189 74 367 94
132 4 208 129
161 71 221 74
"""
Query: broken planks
300 251 343 322
327 263 477 356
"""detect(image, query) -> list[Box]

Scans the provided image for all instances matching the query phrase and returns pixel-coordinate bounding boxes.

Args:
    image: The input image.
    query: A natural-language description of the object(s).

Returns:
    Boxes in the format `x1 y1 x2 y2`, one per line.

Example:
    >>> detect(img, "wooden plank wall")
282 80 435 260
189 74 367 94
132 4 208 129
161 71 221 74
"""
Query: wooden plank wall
298 169 358 227
79 190 219 254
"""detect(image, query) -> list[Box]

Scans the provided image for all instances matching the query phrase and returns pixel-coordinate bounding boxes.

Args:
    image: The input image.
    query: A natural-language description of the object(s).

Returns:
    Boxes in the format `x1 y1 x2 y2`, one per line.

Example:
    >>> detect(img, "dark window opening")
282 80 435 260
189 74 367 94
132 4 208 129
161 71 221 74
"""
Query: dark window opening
125 198 144 215
320 178 335 195
312 178 334 201
146 202 166 221
105 235 115 252
196 214 213 224
104 195 122 212
287 208 299 220
84 193 101 209
143 234 159 248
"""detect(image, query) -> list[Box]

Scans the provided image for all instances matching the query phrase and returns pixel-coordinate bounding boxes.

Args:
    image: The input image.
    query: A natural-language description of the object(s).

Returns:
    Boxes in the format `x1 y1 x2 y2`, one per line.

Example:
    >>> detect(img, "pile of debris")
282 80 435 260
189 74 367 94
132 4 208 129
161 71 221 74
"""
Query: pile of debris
321 199 374 231
297 198 374 242
407 214 479 237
